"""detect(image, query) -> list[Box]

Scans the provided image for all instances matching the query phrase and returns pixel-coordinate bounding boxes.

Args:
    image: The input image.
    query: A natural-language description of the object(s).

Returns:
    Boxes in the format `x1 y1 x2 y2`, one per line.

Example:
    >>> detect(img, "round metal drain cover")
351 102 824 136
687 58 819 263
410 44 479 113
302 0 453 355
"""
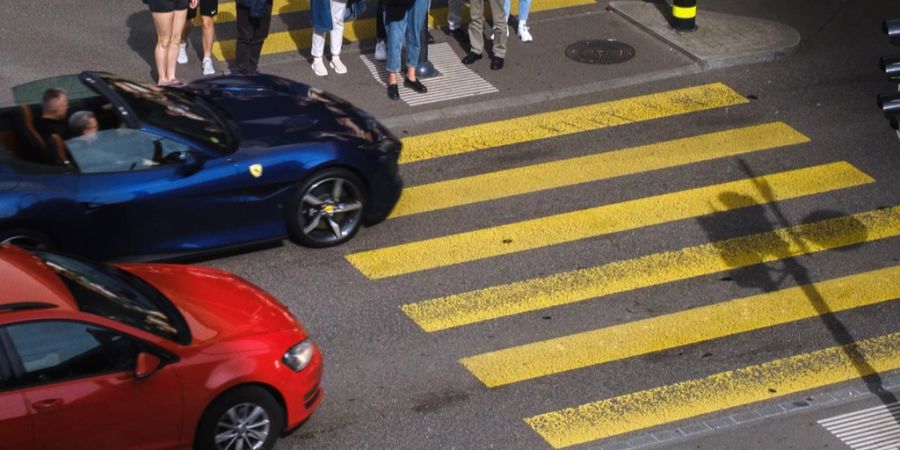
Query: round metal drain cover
566 40 635 65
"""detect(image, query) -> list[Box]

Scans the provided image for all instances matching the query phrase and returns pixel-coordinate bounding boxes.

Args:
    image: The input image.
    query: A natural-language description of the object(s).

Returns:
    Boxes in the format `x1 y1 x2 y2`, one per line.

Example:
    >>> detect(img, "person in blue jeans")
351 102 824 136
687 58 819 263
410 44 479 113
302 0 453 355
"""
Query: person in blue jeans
505 0 532 42
383 0 429 100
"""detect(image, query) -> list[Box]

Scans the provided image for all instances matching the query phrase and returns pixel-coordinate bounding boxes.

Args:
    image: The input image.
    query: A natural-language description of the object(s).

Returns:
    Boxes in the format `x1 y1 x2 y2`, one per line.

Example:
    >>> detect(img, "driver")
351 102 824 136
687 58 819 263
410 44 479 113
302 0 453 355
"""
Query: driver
36 88 70 140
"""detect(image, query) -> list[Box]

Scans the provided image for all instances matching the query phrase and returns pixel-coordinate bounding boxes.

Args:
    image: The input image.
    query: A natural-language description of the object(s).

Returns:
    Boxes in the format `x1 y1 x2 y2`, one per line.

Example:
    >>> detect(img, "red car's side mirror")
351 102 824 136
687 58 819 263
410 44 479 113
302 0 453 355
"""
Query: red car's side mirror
135 352 163 379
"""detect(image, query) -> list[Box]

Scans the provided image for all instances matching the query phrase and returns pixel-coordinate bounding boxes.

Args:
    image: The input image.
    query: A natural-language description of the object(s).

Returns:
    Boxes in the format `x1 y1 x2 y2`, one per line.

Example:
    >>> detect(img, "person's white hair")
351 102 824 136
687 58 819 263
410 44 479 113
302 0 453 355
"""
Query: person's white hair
68 110 96 136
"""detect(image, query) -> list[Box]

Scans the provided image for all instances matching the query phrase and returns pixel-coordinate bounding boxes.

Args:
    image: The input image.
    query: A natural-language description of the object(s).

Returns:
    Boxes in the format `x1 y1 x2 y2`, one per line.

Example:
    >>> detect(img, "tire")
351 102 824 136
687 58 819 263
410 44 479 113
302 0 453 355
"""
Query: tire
0 228 54 250
195 386 285 450
287 168 366 248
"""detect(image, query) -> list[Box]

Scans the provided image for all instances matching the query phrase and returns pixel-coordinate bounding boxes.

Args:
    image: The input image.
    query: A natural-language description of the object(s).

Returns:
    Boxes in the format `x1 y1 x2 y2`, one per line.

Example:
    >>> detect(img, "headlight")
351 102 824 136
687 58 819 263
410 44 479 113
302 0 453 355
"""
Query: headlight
282 340 314 372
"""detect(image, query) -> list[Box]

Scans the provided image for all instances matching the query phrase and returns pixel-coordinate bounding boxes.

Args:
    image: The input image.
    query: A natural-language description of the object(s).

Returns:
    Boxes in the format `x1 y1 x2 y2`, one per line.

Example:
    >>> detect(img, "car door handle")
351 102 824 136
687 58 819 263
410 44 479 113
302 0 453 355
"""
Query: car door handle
32 398 63 411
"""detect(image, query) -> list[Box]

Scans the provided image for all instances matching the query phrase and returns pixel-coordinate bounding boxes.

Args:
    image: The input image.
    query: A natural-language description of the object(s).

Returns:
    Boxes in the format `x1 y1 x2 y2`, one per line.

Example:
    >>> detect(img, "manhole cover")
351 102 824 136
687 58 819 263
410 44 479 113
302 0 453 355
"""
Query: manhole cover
566 40 635 65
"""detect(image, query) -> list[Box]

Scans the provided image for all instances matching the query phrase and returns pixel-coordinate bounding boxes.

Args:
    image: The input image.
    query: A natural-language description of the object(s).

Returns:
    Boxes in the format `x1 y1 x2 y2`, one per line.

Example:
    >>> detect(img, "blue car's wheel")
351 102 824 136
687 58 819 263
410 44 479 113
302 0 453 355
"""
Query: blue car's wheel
288 169 366 248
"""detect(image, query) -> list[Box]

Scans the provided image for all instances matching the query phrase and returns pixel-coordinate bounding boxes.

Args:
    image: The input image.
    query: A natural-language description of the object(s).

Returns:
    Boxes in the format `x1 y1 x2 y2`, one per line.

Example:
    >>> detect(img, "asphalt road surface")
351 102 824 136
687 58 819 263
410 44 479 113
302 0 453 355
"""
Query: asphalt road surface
2 0 900 449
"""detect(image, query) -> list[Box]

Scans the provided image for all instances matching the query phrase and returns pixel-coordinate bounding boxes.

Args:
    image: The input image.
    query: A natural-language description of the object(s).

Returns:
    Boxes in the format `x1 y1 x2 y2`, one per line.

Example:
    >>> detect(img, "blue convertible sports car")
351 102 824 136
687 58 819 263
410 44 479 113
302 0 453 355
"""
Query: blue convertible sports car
0 71 402 260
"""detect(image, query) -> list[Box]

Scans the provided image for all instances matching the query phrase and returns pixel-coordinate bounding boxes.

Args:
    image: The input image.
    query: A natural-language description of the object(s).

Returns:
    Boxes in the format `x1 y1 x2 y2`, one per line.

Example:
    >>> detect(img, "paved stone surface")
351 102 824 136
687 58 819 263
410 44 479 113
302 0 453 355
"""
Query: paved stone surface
608 0 801 69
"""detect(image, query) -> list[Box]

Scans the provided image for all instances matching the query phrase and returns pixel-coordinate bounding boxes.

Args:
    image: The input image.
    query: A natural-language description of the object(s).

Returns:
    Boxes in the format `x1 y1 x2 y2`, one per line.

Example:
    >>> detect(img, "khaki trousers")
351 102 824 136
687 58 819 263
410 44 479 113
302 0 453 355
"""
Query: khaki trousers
467 0 507 58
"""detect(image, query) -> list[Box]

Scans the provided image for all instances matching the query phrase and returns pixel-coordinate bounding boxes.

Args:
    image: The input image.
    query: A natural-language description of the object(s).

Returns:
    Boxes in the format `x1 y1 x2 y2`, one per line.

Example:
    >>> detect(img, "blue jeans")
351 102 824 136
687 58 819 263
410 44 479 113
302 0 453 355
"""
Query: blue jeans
504 0 530 23
384 0 429 74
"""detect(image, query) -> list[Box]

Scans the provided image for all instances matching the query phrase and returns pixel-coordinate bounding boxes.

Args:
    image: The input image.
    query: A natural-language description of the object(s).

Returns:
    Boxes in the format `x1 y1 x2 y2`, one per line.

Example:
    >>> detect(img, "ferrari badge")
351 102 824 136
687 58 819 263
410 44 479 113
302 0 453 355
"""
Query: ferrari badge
249 164 263 178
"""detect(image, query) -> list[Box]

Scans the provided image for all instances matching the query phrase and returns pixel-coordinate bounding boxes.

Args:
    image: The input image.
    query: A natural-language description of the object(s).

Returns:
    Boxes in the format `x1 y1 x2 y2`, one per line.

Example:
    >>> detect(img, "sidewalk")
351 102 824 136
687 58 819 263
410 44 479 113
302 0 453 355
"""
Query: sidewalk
233 0 799 130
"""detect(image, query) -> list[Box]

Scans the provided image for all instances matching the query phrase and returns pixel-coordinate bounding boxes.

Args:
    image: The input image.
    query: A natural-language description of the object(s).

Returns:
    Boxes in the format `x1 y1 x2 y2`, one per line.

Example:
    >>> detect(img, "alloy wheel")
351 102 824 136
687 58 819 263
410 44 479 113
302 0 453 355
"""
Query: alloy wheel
214 403 271 450
298 176 363 245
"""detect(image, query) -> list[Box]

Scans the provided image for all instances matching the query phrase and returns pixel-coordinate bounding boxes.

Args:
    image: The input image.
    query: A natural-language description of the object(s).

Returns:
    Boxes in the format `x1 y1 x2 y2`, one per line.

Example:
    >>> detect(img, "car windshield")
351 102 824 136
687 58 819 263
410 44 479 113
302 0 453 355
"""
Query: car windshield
104 77 235 154
34 251 190 344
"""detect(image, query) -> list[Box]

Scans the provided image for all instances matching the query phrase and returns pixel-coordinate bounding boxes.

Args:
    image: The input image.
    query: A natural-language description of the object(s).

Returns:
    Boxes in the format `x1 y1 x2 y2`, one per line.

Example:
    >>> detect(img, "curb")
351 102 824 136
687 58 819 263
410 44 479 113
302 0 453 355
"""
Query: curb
607 1 801 70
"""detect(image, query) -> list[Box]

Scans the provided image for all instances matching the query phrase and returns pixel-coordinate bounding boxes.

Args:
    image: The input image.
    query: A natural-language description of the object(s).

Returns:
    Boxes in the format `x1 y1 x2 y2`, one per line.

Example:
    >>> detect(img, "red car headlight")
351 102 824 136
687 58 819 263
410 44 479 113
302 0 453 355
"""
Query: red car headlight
283 340 315 371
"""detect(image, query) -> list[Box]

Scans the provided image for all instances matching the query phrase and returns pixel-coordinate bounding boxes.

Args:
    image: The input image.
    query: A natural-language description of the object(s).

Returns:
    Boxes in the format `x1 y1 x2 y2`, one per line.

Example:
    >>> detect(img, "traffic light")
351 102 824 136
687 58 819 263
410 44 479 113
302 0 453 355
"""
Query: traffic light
878 19 900 131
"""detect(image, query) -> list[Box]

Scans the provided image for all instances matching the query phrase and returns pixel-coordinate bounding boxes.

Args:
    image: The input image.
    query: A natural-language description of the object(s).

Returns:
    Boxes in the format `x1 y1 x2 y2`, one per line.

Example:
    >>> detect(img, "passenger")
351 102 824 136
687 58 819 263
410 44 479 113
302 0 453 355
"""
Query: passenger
36 88 70 140
68 111 99 138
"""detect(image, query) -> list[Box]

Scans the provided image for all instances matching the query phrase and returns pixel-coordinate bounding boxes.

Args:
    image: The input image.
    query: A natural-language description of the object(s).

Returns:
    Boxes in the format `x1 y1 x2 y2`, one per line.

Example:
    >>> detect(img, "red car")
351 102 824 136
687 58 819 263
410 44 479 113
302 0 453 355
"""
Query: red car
0 244 322 450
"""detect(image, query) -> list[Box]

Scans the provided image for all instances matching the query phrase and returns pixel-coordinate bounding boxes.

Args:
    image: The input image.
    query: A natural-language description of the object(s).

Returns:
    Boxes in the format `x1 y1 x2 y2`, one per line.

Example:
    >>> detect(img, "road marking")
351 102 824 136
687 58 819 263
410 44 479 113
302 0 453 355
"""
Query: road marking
819 403 900 450
399 83 749 163
212 0 595 60
360 43 498 107
525 332 900 448
215 0 308 23
400 206 900 332
462 266 900 387
347 162 874 279
390 122 809 218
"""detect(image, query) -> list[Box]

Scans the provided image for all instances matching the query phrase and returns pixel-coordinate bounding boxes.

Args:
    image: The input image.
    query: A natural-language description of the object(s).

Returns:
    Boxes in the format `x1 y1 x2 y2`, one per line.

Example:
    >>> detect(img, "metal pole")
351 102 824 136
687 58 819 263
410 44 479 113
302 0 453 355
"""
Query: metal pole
672 0 697 31
417 0 438 78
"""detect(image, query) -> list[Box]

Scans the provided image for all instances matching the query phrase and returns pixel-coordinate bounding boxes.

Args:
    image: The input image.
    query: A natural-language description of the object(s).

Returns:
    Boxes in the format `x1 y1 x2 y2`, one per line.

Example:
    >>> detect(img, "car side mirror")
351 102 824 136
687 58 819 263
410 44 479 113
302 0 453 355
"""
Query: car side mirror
135 352 163 379
178 151 205 176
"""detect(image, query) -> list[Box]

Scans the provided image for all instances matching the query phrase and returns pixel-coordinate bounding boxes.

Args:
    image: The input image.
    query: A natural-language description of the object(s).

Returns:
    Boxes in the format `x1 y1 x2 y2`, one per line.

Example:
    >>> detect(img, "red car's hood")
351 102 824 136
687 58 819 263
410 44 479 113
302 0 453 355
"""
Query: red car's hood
120 264 305 347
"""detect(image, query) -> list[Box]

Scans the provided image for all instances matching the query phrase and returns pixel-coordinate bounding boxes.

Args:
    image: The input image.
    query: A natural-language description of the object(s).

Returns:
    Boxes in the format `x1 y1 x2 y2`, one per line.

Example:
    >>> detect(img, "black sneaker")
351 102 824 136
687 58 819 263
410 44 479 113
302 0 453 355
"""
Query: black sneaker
490 56 504 70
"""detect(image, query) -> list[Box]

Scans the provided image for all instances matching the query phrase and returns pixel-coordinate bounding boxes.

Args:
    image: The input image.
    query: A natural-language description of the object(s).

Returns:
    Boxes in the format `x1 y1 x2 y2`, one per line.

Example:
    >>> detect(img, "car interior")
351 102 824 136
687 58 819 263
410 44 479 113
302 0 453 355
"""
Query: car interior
0 94 123 172
0 95 193 175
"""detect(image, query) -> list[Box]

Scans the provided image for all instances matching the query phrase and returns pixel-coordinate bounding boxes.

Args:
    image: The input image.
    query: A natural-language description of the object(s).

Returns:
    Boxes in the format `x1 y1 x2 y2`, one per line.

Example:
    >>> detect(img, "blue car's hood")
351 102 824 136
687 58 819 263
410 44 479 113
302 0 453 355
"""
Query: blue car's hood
184 75 393 149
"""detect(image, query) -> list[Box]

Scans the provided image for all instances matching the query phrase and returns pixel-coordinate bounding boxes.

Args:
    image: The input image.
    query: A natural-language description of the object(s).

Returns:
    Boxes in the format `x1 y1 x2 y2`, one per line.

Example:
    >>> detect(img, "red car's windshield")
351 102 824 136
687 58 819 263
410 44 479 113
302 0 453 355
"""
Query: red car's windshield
34 251 190 344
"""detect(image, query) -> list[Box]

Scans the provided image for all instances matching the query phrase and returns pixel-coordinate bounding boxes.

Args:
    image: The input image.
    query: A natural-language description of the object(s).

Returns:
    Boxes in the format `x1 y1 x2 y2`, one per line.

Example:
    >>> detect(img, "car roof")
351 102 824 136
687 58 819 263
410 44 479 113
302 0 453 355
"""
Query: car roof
0 245 77 311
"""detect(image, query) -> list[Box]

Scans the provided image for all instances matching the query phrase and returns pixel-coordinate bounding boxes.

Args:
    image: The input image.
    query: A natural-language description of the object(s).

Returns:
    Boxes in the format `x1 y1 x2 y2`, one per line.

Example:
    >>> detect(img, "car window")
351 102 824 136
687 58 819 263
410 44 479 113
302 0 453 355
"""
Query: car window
6 321 139 386
65 128 189 174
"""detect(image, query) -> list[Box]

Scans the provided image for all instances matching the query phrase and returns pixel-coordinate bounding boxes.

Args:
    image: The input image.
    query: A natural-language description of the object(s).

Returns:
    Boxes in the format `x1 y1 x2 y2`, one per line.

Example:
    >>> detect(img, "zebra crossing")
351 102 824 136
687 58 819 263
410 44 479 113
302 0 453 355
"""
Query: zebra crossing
347 82 900 448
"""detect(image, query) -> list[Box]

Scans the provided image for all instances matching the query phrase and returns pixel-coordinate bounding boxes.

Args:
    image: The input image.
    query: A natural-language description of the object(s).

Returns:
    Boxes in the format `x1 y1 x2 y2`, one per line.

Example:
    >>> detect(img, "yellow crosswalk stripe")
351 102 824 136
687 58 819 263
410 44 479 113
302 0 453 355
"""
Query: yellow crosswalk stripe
390 122 809 219
462 266 900 387
400 83 749 164
216 0 309 24
212 0 595 60
347 162 874 279
401 205 900 332
525 331 900 448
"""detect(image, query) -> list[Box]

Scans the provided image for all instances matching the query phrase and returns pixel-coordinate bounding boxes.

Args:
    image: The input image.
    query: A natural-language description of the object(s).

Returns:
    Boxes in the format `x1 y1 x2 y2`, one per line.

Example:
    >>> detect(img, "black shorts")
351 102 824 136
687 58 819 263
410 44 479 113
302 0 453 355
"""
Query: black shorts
145 0 189 13
187 0 219 19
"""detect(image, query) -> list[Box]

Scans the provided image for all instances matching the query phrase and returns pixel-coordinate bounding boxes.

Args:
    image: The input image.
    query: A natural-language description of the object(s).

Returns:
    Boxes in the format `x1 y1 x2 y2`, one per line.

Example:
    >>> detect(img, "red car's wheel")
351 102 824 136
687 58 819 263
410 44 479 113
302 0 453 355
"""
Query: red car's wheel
195 386 285 450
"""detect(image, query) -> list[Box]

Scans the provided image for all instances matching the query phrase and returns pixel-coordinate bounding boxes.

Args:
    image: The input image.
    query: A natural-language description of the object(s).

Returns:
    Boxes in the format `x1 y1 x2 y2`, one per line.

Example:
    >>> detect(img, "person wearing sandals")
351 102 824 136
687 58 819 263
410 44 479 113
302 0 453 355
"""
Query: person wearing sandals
383 0 429 100
145 0 199 86
310 0 349 76
505 0 532 42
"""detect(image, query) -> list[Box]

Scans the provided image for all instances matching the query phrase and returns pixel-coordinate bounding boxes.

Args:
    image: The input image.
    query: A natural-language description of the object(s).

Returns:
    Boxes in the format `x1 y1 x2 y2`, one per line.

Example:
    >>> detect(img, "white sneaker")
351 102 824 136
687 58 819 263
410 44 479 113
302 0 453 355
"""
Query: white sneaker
177 43 188 64
202 57 215 75
329 56 347 74
518 23 533 42
374 40 386 61
311 57 328 76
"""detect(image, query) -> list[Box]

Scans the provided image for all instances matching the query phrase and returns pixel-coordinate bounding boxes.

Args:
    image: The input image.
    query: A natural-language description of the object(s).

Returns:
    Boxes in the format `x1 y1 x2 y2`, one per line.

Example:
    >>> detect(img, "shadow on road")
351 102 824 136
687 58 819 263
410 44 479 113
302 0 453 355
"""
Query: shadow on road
697 158 899 422
126 10 157 81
